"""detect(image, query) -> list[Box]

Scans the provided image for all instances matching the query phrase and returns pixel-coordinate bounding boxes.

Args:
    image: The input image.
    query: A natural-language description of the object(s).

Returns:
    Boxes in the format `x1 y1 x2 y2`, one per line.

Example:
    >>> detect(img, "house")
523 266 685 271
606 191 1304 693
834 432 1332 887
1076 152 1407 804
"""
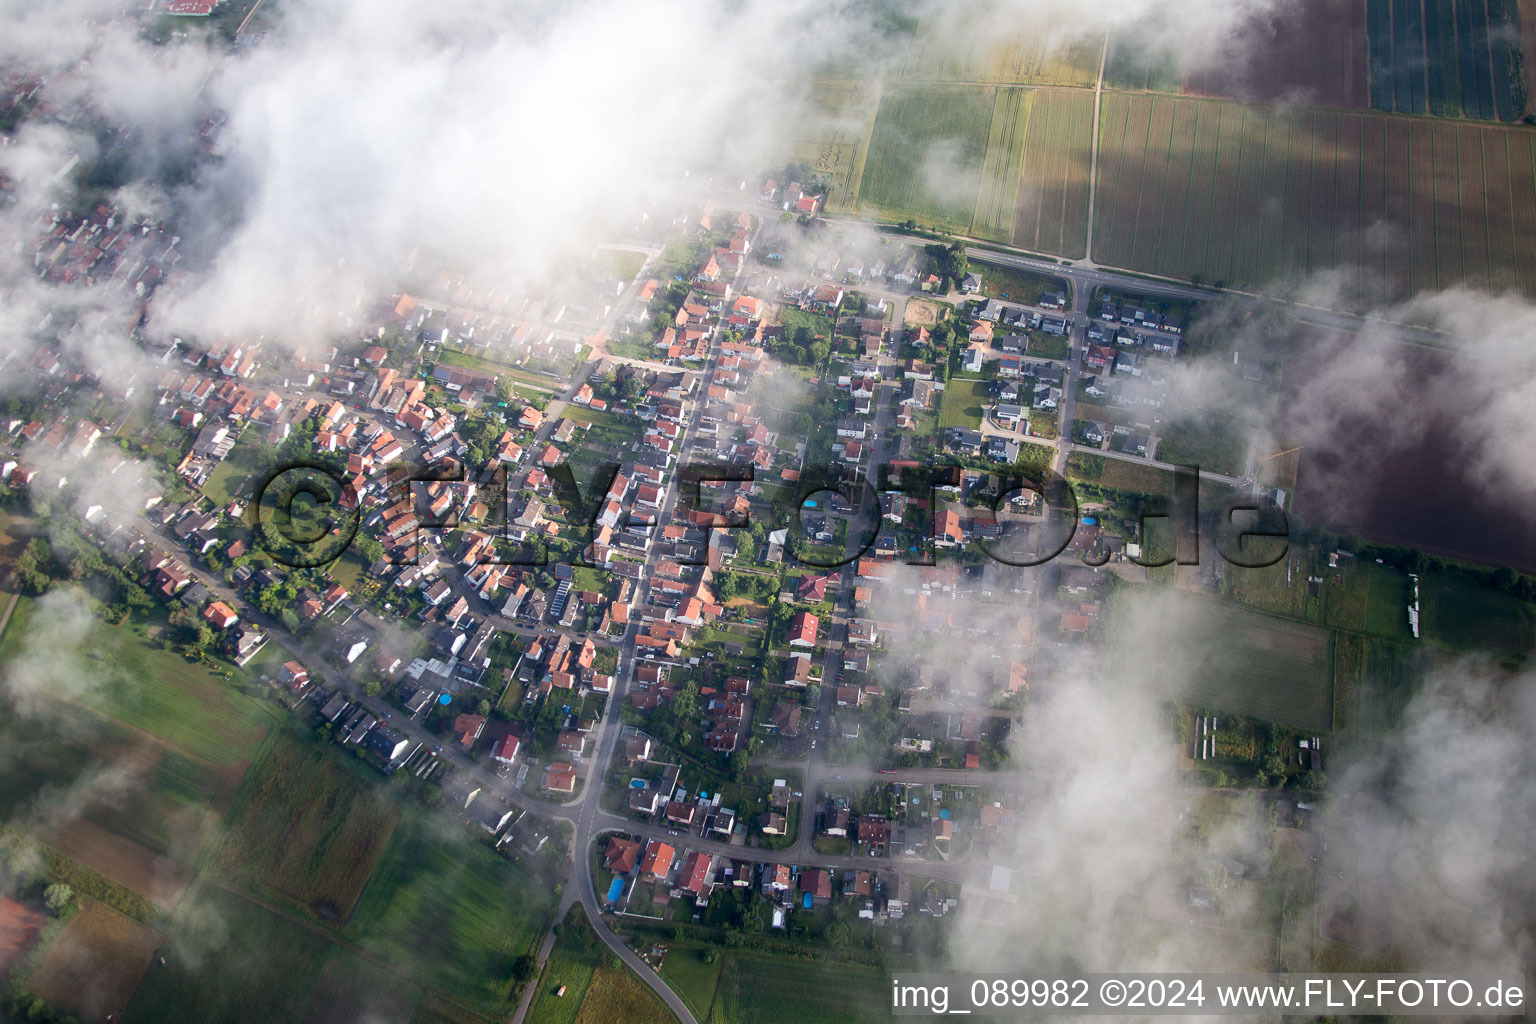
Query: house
490 734 521 765
203 601 239 629
787 611 819 647
857 817 890 851
846 618 878 646
277 660 310 691
799 868 833 901
454 713 486 749
604 837 641 874
543 762 577 793
678 851 712 897
641 841 675 880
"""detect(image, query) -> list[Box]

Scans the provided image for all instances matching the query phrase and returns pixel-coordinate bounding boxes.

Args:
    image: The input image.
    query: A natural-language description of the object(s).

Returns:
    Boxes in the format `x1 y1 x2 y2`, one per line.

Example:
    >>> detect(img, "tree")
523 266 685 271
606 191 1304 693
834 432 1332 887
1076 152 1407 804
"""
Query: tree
703 948 721 964
43 883 74 914
729 749 749 777
477 698 493 717
363 680 382 698
512 954 537 984
495 377 516 403
1493 565 1518 592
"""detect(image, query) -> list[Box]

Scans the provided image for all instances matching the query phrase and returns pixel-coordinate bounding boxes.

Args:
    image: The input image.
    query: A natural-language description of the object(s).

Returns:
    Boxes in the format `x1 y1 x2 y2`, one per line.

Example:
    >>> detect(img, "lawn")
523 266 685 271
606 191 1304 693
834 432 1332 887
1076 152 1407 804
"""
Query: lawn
201 431 268 507
1117 589 1334 731
657 945 723 1020
123 884 334 1024
707 954 890 1024
29 899 163 1023
974 259 1067 306
599 248 648 282
345 807 558 1012
938 378 990 430
1153 411 1247 476
215 733 400 922
1421 569 1536 659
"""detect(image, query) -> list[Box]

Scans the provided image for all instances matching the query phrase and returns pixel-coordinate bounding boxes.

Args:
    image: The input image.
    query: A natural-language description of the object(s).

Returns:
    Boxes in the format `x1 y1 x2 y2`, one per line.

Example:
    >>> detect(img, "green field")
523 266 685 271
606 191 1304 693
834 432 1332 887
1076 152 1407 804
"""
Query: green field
527 910 599 1024
1153 411 1248 476
301 952 426 1024
657 945 724 1020
1421 569 1536 657
215 733 400 921
707 955 889 1024
792 81 882 213
0 593 274 767
972 88 1036 240
56 613 276 767
1007 88 1095 256
1122 590 1334 731
859 84 997 232
598 248 647 282
1333 631 1425 736
938 377 990 430
123 884 334 1024
345 808 558 1011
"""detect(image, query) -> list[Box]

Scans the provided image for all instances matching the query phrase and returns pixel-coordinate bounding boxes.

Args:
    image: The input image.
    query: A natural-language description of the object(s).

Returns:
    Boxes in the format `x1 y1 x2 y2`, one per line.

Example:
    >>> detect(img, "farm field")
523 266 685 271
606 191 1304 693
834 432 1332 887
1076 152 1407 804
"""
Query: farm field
344 807 558 1012
1184 0 1369 109
40 612 277 768
792 81 882 215
214 733 400 922
0 716 225 908
1007 87 1095 257
0 897 47 976
858 84 996 232
897 12 1102 87
1366 0 1530 119
1124 590 1334 730
706 954 889 1024
0 604 260 908
1092 92 1536 302
574 963 678 1024
28 899 163 1023
122 884 334 1024
301 952 425 1024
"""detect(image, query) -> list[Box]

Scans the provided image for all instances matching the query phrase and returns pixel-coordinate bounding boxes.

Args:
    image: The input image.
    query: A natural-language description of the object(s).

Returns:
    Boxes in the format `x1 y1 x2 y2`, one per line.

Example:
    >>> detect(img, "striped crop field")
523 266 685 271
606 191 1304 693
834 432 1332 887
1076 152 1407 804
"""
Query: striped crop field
899 12 1102 87
1092 92 1536 302
857 84 1094 258
792 81 882 214
1366 0 1530 120
1008 87 1095 258
972 88 1035 241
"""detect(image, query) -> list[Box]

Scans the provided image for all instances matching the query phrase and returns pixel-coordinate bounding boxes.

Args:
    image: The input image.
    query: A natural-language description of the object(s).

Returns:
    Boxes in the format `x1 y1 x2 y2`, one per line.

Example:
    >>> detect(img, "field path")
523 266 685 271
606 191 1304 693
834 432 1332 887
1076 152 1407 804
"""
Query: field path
1084 32 1110 265
0 590 19 640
